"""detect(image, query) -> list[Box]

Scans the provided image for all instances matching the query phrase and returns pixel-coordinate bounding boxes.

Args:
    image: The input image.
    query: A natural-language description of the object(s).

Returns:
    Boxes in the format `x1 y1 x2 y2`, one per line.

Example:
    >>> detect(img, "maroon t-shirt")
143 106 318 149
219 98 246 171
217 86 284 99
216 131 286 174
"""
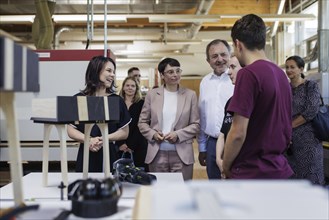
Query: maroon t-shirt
227 60 293 179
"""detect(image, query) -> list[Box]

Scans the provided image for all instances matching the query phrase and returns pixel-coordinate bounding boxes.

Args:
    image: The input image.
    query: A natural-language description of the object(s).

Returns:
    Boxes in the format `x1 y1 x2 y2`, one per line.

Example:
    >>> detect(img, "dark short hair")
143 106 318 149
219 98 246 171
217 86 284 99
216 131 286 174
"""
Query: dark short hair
286 55 305 79
231 14 266 50
82 55 117 95
158 58 180 74
127 67 140 75
206 39 231 60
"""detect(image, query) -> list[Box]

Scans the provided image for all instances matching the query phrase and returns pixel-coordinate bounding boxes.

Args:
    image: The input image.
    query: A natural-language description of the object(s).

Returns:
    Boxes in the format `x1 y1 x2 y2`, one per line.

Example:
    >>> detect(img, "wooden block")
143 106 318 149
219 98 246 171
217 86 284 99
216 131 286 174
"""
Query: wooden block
31 96 120 123
132 186 152 219
0 37 39 92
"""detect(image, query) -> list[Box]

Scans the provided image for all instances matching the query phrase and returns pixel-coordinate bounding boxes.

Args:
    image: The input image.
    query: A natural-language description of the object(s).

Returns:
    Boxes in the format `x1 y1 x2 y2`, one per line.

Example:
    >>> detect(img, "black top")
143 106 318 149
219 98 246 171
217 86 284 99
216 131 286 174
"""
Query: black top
117 99 148 171
220 97 233 141
73 93 131 172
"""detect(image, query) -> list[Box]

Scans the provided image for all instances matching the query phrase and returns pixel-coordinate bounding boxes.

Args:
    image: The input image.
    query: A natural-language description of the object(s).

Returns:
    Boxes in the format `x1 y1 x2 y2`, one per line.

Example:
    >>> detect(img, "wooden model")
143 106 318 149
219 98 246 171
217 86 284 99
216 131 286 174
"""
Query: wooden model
0 36 39 206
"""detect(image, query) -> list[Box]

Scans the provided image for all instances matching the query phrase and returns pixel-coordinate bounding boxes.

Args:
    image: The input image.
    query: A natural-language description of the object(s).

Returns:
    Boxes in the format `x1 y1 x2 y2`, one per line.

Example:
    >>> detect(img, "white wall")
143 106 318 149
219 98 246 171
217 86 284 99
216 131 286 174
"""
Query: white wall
0 61 88 141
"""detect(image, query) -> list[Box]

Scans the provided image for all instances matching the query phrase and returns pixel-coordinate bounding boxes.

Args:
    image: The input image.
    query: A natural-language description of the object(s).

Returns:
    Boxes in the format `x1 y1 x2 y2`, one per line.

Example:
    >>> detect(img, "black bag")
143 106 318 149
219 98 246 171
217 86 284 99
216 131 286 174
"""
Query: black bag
312 99 329 141
113 152 156 185
305 81 329 142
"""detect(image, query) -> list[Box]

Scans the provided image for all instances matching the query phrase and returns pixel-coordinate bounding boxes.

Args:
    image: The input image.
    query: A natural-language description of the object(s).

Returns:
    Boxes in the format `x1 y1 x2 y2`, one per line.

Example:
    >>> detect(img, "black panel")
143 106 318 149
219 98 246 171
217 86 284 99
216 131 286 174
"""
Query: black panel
87 96 105 121
57 96 79 122
0 37 4 89
107 96 120 122
13 43 23 91
26 49 39 92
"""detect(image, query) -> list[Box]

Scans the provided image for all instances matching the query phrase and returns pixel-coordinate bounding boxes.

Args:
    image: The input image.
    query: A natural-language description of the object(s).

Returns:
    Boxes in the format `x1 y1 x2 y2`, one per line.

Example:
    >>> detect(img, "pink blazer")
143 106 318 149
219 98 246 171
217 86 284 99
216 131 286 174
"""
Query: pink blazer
138 85 200 165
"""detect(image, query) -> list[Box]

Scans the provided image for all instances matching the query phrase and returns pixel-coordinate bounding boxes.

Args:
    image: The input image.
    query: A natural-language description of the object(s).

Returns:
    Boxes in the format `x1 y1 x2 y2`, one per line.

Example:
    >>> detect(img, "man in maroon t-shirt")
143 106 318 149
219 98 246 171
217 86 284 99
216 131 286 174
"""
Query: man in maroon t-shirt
222 14 293 179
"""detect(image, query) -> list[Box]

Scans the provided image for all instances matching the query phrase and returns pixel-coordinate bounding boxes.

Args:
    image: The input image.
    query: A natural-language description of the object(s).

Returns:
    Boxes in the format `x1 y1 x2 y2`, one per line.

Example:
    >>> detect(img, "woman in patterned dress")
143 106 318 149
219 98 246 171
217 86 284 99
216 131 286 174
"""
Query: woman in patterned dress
285 55 324 185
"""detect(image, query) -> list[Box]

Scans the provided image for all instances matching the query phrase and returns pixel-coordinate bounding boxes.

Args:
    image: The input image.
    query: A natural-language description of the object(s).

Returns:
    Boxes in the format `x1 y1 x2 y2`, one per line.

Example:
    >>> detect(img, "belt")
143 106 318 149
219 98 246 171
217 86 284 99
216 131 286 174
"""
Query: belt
207 135 218 140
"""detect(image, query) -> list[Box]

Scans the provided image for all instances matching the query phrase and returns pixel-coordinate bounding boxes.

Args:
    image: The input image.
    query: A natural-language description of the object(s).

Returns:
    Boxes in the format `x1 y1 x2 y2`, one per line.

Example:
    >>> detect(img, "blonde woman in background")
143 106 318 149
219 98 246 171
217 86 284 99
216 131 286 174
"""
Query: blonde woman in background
118 76 148 171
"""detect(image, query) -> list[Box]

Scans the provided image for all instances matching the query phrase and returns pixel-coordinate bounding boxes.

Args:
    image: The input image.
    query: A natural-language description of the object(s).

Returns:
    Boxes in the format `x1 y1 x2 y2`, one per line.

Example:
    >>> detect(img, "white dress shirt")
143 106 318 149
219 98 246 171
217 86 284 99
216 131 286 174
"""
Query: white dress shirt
198 70 234 152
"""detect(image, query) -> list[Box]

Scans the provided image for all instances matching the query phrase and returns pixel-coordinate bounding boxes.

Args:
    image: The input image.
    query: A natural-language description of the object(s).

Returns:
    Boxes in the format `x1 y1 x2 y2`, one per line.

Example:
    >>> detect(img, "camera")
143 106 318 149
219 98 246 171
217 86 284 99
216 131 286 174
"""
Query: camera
67 177 122 218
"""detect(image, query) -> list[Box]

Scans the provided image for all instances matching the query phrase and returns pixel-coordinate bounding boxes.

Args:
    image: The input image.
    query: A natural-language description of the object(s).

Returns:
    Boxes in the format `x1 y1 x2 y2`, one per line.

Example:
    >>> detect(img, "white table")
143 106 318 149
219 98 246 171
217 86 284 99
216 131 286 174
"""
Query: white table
0 172 184 219
147 180 329 220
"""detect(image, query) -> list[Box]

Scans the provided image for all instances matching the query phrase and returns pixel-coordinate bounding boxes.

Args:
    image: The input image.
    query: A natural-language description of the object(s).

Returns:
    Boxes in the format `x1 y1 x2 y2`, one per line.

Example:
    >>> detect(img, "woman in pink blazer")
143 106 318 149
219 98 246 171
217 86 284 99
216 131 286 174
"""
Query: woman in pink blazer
138 58 200 180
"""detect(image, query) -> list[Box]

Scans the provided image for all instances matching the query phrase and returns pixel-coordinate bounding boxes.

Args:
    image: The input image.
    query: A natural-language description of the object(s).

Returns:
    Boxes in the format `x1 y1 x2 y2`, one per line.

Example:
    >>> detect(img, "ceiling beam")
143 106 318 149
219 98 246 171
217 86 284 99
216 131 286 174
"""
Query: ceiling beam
0 13 315 24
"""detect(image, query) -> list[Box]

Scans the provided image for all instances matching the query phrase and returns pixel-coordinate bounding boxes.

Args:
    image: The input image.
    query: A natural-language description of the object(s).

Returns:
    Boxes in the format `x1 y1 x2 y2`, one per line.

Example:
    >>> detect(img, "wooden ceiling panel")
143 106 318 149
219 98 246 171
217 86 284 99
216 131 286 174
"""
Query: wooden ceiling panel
202 0 280 29
209 0 275 14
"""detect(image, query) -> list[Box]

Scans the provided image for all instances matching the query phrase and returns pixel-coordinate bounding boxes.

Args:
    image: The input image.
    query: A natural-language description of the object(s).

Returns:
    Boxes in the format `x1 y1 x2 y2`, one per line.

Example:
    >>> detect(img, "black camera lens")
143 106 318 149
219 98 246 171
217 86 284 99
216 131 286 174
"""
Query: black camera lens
81 178 100 200
100 178 122 199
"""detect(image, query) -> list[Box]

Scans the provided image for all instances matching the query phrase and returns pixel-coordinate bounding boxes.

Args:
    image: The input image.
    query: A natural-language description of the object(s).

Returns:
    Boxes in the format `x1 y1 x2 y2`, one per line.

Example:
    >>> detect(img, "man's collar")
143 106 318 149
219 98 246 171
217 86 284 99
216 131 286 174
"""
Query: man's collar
210 69 229 79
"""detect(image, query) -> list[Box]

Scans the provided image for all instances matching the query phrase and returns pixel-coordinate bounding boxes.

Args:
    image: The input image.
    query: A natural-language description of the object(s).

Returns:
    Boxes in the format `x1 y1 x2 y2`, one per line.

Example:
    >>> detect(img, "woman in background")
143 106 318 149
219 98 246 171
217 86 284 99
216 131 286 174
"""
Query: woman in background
118 76 148 171
67 56 131 172
285 55 324 185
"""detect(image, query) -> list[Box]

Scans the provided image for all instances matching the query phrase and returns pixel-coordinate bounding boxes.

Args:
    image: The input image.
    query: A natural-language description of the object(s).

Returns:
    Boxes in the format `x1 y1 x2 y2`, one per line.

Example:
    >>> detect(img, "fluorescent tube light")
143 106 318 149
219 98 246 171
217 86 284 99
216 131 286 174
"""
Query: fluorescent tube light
165 40 202 45
220 14 316 22
116 58 159 63
0 15 34 23
53 14 127 23
148 15 221 23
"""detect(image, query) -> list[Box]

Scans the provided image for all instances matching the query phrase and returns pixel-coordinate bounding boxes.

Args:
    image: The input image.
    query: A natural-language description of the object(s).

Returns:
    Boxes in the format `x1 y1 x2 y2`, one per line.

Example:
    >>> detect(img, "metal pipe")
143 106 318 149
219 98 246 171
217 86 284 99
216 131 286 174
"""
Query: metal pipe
87 0 91 41
54 27 71 49
318 0 329 103
104 0 107 57
91 0 94 39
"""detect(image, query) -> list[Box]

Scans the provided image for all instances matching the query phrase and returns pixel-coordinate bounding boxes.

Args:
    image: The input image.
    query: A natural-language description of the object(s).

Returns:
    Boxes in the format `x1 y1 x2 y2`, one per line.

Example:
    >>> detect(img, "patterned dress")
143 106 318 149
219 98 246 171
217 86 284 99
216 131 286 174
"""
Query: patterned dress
287 80 325 185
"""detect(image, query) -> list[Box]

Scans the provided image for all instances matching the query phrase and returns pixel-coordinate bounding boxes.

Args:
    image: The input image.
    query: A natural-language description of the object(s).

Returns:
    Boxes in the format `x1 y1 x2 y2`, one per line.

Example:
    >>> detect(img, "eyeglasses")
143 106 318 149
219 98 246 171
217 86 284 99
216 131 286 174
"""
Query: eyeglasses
163 68 182 75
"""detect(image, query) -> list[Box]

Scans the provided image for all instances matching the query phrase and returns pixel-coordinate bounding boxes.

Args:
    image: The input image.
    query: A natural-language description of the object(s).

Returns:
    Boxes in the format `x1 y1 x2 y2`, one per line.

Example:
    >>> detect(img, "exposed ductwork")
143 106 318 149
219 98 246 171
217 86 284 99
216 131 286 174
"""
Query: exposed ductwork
32 0 56 49
187 0 215 39
182 0 215 53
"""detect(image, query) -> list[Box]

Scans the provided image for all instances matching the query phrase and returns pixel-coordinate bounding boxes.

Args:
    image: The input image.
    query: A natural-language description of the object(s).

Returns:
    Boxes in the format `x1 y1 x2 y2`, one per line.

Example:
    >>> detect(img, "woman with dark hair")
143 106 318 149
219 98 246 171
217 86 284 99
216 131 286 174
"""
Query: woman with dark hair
285 55 324 185
67 55 131 172
138 57 200 180
117 76 148 171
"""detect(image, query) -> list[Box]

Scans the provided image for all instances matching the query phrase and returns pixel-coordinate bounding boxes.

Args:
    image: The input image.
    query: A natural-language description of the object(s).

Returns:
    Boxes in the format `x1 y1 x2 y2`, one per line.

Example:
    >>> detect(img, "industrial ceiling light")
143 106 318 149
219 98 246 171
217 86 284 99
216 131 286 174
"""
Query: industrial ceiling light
164 40 202 45
220 14 316 22
114 50 148 55
0 15 34 23
53 15 127 23
72 0 130 4
116 58 160 63
0 15 127 24
148 15 221 23
152 52 195 56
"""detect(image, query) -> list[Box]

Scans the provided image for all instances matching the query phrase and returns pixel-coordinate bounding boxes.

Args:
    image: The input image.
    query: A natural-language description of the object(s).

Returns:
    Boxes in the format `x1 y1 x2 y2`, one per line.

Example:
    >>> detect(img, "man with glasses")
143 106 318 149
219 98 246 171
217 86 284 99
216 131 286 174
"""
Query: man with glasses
198 39 234 179
139 58 200 180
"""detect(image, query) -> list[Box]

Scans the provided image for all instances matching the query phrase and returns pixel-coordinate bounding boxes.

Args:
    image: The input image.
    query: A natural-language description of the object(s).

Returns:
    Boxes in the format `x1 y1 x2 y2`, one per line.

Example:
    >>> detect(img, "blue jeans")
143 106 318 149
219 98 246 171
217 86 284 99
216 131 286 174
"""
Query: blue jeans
206 136 221 179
